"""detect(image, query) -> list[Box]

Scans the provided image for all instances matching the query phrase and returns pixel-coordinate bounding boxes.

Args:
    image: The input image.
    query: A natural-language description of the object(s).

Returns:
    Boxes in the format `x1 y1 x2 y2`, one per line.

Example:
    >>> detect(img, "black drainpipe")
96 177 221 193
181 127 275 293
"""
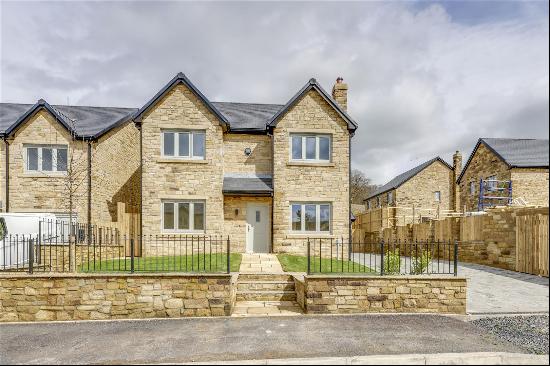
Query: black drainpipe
348 133 352 244
138 122 143 237
4 138 9 212
269 128 275 253
87 140 92 227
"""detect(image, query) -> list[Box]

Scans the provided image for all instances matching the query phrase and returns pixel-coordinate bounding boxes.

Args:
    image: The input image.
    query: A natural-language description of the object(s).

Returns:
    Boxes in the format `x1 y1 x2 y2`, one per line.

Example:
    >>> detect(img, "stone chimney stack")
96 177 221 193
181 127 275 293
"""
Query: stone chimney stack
452 151 463 212
332 77 348 111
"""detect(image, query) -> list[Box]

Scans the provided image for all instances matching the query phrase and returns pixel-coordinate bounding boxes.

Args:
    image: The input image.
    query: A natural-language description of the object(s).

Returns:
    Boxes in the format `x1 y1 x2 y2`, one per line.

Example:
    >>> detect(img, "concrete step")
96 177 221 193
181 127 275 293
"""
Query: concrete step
237 274 294 282
237 281 295 292
232 300 303 317
236 290 297 301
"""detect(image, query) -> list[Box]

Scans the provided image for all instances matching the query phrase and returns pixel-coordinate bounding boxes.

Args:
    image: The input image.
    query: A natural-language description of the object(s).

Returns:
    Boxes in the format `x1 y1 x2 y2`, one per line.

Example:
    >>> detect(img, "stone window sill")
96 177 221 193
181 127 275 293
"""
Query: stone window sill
286 233 335 239
22 173 67 178
157 158 209 164
286 162 335 168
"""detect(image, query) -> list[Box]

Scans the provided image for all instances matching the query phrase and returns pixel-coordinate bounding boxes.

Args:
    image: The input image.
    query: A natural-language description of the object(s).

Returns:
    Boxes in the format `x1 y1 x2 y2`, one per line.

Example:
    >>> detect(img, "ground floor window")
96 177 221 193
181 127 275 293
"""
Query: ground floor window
291 203 331 233
162 200 205 232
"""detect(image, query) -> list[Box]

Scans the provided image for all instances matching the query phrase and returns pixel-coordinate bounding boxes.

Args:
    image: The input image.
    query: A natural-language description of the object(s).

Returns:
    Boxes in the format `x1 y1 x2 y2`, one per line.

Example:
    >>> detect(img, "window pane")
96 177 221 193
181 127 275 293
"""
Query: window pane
178 133 190 157
256 210 261 223
319 137 330 160
178 203 190 230
291 205 302 231
57 149 67 172
163 132 175 156
42 148 53 171
192 133 205 158
305 204 316 231
305 137 316 159
163 203 175 230
435 192 441 201
291 136 302 160
193 202 205 230
27 148 38 171
320 205 330 232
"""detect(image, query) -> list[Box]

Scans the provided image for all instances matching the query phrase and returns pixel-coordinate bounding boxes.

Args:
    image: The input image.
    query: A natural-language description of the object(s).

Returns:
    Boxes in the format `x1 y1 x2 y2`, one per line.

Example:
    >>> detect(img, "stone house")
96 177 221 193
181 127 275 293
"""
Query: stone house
0 100 140 225
1 73 357 255
363 156 461 225
457 138 549 212
134 73 357 255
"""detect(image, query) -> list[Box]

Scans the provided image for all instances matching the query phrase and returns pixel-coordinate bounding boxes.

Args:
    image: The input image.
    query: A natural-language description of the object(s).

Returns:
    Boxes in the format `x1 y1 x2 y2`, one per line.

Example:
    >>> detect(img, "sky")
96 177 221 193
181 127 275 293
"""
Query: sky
1 0 548 184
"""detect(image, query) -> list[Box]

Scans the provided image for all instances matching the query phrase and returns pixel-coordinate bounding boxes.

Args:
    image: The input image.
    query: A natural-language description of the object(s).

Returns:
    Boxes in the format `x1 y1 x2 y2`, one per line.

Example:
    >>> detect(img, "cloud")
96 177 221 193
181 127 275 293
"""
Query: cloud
1 1 548 183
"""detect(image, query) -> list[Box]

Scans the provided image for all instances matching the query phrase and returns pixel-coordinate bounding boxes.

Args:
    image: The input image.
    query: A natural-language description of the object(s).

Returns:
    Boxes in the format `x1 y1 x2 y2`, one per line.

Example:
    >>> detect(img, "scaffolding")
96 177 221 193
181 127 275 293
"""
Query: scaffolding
478 178 512 211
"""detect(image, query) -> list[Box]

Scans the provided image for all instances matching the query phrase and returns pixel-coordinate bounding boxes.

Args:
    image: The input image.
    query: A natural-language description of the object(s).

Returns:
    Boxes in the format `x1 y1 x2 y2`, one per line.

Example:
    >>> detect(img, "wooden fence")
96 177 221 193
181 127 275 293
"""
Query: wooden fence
516 212 549 277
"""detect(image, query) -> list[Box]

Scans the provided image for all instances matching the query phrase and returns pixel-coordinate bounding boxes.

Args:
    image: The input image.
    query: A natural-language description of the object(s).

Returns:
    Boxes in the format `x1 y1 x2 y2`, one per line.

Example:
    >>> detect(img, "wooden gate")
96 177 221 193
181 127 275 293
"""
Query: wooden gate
516 213 549 277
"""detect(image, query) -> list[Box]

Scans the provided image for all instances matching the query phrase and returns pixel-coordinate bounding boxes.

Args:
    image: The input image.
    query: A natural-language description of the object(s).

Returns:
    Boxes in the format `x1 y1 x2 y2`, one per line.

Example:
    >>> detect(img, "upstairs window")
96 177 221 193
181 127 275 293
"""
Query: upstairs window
434 191 441 202
162 130 205 159
470 181 476 196
25 145 68 173
290 134 331 162
377 197 381 208
387 191 393 205
487 175 497 191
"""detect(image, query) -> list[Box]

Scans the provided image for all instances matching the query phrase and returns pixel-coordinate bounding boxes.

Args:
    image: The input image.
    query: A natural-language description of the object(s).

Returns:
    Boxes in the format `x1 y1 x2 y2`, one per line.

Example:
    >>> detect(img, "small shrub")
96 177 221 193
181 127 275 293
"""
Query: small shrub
383 249 401 274
411 249 432 275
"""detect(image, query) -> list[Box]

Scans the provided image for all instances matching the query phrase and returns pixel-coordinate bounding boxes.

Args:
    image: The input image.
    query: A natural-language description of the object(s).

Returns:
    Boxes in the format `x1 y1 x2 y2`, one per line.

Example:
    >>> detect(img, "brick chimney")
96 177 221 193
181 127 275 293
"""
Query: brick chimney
332 77 348 111
452 151 463 212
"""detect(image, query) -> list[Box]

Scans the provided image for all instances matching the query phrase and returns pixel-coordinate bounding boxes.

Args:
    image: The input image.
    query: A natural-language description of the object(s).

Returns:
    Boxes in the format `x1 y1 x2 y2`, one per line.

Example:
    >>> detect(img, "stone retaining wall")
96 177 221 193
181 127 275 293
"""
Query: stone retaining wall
300 275 466 314
0 273 237 322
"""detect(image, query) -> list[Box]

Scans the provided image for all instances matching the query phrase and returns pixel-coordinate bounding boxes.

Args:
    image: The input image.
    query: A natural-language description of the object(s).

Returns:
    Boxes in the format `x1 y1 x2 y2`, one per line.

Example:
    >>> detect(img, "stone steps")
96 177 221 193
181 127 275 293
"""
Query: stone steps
236 290 297 302
232 300 303 317
237 281 295 292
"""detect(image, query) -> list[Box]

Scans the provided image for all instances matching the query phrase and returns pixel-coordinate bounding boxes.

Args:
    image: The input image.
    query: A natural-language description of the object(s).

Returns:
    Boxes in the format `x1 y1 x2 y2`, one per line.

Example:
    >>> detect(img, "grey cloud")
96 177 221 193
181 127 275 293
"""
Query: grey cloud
1 1 548 183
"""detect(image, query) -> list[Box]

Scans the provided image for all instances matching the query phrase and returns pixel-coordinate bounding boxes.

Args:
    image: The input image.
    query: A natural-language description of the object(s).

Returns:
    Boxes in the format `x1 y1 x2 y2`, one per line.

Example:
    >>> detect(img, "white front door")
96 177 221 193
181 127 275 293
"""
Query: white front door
246 203 270 253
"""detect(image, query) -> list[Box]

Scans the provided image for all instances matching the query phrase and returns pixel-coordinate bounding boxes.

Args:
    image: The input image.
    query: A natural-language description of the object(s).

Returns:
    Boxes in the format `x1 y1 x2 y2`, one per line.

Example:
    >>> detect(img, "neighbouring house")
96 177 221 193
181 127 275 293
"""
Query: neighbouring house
134 73 356 255
363 155 461 225
0 100 140 225
0 73 357 255
457 138 549 212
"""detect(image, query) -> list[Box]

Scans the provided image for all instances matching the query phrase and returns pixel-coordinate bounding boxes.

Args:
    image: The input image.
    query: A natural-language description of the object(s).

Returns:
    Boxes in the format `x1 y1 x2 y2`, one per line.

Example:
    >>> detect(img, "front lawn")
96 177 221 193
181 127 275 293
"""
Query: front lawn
79 253 242 273
277 254 374 274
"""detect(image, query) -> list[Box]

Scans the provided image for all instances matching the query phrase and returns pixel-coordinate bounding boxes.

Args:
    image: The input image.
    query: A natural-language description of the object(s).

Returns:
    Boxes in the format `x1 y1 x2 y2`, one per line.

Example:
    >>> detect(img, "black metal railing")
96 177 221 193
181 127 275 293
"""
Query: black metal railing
0 220 231 274
307 238 458 276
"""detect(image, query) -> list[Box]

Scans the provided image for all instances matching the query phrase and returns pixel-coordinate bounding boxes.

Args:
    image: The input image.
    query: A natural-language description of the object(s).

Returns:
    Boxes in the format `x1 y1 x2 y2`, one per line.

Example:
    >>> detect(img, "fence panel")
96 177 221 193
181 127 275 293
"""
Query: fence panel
516 214 549 277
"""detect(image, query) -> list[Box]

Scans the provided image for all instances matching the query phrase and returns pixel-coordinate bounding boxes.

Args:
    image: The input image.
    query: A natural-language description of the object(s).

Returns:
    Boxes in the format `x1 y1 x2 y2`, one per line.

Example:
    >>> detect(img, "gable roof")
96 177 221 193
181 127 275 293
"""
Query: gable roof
0 100 136 139
133 72 229 128
267 78 358 132
457 138 549 183
365 157 452 201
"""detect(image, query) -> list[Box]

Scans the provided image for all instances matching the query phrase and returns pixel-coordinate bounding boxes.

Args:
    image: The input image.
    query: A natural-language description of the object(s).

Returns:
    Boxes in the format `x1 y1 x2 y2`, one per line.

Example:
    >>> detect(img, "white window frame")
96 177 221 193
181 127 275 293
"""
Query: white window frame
161 200 205 233
434 191 441 202
487 175 497 191
161 130 206 160
367 200 371 210
24 144 68 174
289 134 331 162
470 181 476 196
377 197 381 208
290 202 332 233
387 191 393 205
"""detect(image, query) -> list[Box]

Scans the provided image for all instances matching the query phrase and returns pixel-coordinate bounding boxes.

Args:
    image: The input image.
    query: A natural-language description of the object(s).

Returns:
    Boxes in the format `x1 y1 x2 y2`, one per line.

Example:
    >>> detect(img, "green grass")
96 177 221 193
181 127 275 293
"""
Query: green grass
79 253 242 273
277 254 374 274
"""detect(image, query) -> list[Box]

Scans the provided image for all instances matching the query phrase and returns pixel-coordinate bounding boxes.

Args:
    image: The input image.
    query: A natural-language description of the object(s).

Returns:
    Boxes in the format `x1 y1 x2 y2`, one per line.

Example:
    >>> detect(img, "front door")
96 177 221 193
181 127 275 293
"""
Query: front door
246 203 270 253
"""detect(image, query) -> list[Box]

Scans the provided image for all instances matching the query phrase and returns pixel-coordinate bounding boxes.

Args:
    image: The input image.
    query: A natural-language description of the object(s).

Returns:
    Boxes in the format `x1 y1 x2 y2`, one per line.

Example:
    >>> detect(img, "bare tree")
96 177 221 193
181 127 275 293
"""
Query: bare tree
350 169 377 204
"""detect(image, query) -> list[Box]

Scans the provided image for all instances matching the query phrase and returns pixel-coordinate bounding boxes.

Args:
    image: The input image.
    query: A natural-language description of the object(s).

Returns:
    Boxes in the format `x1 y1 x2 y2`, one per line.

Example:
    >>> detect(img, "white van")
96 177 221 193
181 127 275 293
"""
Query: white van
0 213 58 269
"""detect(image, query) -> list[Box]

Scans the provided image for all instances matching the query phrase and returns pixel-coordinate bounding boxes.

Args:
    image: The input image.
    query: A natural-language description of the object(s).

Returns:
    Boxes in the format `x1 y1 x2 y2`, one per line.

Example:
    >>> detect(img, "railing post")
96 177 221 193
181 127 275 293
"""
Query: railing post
226 236 230 274
380 239 385 276
454 240 458 277
130 238 135 273
307 238 311 275
37 220 42 265
28 238 34 274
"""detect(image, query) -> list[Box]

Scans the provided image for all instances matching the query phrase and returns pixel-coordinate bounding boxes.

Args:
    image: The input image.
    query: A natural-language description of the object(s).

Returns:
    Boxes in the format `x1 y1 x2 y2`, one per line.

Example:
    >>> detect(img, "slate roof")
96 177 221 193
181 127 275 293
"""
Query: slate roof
222 176 273 195
457 138 549 183
212 102 283 131
365 157 452 200
0 101 136 139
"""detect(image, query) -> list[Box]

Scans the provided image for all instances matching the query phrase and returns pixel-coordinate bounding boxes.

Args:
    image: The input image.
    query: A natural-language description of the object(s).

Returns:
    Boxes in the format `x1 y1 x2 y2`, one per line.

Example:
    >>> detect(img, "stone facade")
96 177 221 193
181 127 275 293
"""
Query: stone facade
4 110 88 219
298 275 466 314
0 273 237 322
459 142 549 212
365 160 454 226
140 84 225 250
272 90 350 254
90 121 141 225
223 134 272 175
